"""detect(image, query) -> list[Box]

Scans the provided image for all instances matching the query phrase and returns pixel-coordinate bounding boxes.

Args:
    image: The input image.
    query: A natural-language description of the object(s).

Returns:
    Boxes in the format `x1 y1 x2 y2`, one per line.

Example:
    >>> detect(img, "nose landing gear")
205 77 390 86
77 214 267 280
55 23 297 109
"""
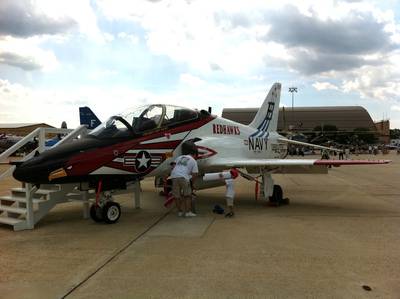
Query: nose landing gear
90 192 121 224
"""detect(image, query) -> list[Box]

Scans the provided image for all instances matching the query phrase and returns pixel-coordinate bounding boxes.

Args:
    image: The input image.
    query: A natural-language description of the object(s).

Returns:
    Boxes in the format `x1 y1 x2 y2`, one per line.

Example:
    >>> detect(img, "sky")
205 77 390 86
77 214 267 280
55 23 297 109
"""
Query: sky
0 0 400 129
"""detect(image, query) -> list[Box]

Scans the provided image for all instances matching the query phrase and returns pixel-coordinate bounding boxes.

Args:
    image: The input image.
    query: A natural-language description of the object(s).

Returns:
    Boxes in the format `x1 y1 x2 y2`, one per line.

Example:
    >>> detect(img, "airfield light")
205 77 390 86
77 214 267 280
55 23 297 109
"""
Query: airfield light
288 87 298 130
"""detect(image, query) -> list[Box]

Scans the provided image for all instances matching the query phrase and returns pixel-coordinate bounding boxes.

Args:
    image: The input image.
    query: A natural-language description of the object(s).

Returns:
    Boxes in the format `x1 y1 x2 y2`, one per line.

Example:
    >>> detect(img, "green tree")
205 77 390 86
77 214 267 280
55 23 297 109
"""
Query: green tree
353 128 377 144
390 129 400 139
313 125 339 144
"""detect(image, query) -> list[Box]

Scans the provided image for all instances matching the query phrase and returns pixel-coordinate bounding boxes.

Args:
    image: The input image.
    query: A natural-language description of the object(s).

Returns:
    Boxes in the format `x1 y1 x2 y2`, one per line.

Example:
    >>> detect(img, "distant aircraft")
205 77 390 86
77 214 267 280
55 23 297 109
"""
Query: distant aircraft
79 106 101 129
12 83 390 224
44 121 68 148
0 121 68 153
0 134 23 153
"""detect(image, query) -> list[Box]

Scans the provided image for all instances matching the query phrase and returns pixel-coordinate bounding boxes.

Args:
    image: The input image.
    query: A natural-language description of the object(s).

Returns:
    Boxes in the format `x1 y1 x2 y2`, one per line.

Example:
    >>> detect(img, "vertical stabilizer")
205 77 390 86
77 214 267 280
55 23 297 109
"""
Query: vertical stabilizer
248 83 281 136
79 106 101 129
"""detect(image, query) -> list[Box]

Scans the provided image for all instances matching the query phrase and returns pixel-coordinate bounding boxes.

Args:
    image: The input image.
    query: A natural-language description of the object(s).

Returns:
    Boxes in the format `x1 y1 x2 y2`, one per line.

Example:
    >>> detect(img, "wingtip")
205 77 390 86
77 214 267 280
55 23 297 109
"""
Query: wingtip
314 159 392 166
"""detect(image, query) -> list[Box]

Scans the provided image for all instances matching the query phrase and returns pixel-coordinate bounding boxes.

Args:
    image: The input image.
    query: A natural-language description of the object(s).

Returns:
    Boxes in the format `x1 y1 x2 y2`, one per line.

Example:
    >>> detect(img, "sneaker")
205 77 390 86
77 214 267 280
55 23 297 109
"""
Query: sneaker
225 212 234 218
185 211 197 217
178 212 184 217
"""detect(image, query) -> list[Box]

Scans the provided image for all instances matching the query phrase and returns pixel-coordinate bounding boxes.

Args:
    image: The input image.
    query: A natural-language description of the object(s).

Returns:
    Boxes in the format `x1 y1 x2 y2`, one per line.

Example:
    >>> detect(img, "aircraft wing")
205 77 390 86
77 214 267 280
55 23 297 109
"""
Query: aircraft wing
204 158 390 174
210 158 390 167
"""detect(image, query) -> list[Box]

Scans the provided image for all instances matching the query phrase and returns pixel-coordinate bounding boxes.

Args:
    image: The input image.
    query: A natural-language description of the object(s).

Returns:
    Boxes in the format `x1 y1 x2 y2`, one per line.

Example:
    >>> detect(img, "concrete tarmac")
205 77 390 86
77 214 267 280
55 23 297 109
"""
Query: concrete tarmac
0 154 399 298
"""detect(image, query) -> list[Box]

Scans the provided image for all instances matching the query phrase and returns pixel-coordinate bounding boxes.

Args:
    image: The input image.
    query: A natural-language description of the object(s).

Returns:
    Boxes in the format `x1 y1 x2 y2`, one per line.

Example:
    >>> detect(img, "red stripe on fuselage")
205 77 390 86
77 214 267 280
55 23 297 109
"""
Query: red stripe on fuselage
65 116 214 176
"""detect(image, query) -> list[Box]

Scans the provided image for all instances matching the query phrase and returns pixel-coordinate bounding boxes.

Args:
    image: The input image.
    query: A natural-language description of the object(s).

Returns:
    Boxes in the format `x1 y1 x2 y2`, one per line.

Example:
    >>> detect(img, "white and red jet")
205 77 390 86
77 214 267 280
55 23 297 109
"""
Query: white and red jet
13 83 390 223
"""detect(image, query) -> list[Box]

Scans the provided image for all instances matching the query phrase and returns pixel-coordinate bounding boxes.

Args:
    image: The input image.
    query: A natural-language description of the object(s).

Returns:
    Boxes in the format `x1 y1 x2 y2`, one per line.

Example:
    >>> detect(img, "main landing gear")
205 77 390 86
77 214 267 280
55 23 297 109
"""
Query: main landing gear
261 172 289 206
90 192 121 224
268 184 290 206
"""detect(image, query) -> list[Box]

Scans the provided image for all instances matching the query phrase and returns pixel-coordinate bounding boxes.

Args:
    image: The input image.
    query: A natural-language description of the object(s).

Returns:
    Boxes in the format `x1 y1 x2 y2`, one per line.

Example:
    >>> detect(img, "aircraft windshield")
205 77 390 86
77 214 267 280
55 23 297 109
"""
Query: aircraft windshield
89 115 134 139
89 104 199 139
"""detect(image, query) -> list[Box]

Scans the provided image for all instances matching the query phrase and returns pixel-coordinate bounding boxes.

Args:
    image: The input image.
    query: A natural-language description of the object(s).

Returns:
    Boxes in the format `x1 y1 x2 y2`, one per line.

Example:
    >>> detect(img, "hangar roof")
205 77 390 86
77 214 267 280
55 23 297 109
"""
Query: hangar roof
222 106 377 132
0 123 52 129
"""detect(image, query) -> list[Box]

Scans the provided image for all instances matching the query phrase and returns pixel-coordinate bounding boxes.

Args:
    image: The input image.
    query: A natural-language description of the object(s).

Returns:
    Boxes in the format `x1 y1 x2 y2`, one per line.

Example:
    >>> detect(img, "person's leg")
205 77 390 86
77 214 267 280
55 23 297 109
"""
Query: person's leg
185 196 191 213
183 180 196 216
172 178 183 216
225 197 234 217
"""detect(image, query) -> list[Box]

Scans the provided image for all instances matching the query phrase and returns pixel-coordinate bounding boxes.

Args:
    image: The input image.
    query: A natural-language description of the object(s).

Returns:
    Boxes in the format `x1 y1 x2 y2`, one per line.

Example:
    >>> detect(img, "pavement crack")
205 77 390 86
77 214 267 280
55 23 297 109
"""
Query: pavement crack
60 210 172 299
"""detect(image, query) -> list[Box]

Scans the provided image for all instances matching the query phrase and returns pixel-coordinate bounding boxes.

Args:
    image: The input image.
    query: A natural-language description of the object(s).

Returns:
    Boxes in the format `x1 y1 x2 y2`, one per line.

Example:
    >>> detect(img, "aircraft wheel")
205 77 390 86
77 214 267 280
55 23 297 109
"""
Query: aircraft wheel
269 185 283 206
90 204 104 222
102 202 121 224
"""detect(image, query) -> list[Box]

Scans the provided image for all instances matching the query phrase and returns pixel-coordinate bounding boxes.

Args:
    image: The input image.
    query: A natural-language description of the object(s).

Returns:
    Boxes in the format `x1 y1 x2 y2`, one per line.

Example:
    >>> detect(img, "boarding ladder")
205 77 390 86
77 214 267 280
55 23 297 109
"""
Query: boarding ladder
0 126 95 231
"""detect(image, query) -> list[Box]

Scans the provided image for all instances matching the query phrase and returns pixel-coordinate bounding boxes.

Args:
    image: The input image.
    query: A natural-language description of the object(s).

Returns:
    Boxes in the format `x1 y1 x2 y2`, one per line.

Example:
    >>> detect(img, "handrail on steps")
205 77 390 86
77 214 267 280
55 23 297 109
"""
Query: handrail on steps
0 125 88 181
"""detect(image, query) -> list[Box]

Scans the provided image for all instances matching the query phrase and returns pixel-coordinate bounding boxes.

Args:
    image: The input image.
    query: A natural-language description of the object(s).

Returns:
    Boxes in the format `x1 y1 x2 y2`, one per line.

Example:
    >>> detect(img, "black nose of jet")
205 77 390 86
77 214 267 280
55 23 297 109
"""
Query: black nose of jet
13 158 47 184
12 153 68 184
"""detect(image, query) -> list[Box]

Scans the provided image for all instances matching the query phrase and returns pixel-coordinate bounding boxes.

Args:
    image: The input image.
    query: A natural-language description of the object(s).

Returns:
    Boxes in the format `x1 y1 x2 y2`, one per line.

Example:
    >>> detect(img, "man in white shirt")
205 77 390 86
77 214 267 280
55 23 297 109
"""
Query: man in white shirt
170 152 198 217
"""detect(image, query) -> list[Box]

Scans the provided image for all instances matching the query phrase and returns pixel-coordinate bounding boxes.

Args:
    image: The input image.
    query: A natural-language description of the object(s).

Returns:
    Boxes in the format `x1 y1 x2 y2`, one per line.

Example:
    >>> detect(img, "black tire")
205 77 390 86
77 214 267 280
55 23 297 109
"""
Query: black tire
281 197 290 205
102 202 121 224
269 185 283 205
90 204 104 222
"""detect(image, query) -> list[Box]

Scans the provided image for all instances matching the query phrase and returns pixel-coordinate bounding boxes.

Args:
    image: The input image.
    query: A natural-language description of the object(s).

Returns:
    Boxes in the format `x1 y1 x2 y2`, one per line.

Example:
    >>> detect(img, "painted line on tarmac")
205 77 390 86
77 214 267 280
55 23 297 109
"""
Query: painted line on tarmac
60 210 172 299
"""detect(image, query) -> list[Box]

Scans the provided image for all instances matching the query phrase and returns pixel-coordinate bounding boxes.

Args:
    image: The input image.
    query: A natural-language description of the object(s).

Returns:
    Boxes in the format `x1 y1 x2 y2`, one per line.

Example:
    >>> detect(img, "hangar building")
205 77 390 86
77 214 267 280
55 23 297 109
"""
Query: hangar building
0 123 54 136
222 106 389 143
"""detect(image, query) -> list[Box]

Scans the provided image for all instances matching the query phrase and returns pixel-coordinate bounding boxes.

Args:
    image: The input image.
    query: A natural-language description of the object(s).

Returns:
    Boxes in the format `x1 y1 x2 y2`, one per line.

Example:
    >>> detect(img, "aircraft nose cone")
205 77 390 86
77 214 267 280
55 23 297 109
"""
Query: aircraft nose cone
12 154 67 184
12 164 25 182
12 161 42 183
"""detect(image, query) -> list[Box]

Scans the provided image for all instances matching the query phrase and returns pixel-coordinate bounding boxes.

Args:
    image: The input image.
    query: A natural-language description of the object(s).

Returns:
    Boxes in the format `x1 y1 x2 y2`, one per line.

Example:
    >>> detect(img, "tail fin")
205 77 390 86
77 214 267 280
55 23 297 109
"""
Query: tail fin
79 106 101 129
249 83 281 135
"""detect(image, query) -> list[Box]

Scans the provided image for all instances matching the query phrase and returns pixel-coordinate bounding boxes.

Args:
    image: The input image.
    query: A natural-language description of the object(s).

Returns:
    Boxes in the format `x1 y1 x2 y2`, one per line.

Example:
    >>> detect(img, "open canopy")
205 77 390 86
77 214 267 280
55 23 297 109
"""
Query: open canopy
89 104 200 139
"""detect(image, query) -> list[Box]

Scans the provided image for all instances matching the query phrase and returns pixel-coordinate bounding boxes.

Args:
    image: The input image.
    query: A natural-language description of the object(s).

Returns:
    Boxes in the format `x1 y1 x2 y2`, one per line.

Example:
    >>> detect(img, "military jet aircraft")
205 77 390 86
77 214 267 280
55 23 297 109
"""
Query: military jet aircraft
0 133 23 153
12 83 390 223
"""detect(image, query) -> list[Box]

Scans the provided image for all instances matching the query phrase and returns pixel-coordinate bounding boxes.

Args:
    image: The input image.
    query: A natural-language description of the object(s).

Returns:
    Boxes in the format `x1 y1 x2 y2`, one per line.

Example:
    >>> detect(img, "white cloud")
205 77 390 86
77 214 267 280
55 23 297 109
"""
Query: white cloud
95 0 400 100
391 105 400 112
0 76 273 128
341 62 400 101
117 32 139 44
87 69 118 80
103 33 114 42
34 0 102 41
0 37 59 71
1 0 400 129
97 0 279 75
312 81 339 91
179 73 205 87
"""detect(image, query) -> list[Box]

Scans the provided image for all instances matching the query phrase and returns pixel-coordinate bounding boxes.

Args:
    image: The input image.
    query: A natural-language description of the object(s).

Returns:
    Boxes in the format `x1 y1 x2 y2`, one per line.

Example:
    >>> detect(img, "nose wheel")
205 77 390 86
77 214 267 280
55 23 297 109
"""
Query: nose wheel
90 205 104 222
102 202 121 224
90 192 121 224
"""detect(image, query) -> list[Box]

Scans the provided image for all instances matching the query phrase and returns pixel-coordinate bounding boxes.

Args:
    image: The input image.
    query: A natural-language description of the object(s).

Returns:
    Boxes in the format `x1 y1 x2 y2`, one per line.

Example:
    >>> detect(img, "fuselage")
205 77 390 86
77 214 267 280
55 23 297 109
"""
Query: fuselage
12 105 286 190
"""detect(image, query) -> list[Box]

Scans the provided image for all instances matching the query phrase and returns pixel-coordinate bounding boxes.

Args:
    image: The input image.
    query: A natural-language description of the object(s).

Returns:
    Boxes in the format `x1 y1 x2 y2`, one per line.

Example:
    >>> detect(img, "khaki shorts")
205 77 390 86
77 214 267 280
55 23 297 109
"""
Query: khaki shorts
172 177 192 198
226 196 234 206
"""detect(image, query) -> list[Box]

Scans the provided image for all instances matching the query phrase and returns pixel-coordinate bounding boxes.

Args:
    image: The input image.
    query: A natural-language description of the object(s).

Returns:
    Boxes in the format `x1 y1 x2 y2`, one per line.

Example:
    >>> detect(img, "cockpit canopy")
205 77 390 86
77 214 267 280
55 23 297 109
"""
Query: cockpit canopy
89 104 200 139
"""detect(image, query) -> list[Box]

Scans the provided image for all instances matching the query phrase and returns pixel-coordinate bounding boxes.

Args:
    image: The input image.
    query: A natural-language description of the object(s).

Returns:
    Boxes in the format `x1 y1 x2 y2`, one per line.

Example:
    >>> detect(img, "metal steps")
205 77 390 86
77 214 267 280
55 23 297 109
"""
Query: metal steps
0 205 27 214
0 195 46 204
0 216 23 225
0 184 90 231
0 125 93 231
